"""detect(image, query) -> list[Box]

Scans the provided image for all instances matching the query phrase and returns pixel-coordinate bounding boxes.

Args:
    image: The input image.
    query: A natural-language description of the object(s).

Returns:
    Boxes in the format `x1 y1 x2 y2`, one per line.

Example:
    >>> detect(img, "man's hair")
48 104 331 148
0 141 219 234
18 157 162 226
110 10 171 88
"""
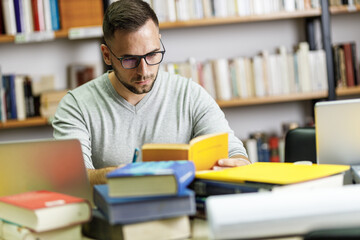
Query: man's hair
103 0 159 42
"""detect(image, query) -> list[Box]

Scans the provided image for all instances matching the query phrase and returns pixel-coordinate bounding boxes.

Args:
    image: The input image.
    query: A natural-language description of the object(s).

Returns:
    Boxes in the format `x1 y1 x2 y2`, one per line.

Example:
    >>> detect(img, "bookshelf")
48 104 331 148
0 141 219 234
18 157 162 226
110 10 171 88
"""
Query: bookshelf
0 1 359 139
0 117 49 129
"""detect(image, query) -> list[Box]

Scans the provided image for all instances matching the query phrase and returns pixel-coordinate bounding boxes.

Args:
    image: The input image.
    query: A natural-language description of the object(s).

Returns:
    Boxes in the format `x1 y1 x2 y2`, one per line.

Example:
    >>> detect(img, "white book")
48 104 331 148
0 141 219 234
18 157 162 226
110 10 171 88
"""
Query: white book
227 0 237 17
228 60 239 98
167 0 177 22
234 57 249 98
260 50 270 96
287 54 297 93
213 0 228 18
2 0 17 35
14 75 26 121
245 138 258 162
175 0 190 21
202 0 213 18
296 0 305 10
252 56 266 97
188 57 199 84
284 0 296 12
36 0 46 31
201 61 217 99
22 0 34 33
244 58 255 97
212 59 232 100
317 49 328 91
236 0 250 16
42 0 52 31
268 54 279 96
152 0 167 22
308 51 317 91
297 42 312 92
278 46 290 94
1 220 82 240
207 184 360 240
252 0 264 15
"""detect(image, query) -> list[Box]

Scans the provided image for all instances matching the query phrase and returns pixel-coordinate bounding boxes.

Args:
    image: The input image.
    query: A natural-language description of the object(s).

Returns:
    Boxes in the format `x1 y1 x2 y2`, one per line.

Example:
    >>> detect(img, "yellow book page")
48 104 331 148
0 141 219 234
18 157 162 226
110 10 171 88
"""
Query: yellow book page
195 162 350 185
189 132 228 171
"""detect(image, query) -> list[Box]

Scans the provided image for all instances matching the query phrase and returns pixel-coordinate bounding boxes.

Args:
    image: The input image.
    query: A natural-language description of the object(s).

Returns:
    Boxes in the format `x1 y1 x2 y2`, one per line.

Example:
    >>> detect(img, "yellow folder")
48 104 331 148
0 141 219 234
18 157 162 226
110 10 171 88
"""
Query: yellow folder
195 162 350 185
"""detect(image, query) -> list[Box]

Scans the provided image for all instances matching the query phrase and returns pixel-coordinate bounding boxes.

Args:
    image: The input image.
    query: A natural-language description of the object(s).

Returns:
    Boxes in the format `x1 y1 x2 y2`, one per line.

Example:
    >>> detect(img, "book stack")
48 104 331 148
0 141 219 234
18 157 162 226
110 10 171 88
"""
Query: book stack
83 160 197 240
191 162 350 218
0 190 92 240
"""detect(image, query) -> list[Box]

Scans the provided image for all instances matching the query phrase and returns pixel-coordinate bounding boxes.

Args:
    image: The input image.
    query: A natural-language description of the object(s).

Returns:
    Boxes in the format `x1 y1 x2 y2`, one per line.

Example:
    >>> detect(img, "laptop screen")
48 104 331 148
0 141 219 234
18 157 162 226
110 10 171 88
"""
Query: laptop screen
0 138 92 203
315 99 360 165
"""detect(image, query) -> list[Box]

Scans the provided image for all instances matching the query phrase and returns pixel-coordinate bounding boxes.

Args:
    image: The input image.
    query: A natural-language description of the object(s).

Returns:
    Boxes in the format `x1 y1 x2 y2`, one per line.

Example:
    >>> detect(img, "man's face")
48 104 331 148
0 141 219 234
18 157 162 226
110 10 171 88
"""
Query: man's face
104 20 161 95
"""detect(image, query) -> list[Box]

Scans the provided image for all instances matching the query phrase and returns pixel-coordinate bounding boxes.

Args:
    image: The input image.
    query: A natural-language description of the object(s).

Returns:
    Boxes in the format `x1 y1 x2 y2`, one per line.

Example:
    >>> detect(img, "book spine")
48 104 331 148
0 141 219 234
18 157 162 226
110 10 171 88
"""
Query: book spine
13 0 24 33
49 0 60 30
343 43 355 87
2 0 17 35
31 0 40 31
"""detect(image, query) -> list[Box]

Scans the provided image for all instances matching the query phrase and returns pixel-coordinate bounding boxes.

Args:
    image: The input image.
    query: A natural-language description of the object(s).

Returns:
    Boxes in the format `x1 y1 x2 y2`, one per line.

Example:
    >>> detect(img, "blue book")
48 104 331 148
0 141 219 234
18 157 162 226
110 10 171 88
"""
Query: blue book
93 185 196 225
49 0 60 30
106 160 195 198
13 0 23 33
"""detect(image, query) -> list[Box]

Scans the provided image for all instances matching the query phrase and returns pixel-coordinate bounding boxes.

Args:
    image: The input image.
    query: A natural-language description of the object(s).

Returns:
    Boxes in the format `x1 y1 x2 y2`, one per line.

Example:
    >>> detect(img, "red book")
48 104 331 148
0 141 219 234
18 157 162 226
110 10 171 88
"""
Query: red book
343 43 355 87
31 0 40 31
269 136 280 162
0 190 91 232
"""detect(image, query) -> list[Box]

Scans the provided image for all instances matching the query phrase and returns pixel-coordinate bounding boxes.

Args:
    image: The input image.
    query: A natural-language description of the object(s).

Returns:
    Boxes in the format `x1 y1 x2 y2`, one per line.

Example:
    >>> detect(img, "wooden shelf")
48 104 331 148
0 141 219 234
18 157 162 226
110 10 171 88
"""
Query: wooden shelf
336 86 360 96
330 5 360 14
217 91 328 108
0 117 50 129
160 9 321 29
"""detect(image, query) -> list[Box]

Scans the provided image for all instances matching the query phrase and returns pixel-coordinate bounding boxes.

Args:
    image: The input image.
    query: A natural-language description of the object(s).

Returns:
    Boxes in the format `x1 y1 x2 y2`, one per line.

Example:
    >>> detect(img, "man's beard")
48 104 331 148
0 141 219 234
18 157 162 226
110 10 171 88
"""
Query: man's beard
112 64 159 95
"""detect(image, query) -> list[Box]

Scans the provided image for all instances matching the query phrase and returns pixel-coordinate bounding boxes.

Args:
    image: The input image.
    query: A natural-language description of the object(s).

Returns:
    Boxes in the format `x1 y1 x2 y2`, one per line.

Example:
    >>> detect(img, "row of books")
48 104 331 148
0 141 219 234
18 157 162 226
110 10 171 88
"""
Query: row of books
161 42 328 101
83 161 196 240
148 0 321 23
333 42 360 88
0 190 91 240
0 0 104 36
329 0 360 7
0 0 60 35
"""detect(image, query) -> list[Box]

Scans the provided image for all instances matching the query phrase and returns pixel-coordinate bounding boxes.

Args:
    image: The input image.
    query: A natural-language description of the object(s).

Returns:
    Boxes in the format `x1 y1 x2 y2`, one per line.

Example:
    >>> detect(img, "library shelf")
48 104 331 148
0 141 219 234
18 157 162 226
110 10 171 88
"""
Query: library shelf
159 9 321 29
336 86 360 96
0 117 50 129
330 5 360 14
217 91 328 108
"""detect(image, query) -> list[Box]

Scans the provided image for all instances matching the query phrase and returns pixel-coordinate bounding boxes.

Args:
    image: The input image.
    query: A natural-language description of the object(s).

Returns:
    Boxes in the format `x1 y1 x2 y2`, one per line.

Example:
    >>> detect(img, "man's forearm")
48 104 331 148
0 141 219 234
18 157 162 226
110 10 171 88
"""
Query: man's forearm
87 166 118 186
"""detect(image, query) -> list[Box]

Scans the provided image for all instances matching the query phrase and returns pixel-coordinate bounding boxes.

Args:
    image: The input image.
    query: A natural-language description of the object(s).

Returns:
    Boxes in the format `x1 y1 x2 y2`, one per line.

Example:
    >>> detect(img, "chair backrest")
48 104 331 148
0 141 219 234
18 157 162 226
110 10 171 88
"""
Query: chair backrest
284 127 316 163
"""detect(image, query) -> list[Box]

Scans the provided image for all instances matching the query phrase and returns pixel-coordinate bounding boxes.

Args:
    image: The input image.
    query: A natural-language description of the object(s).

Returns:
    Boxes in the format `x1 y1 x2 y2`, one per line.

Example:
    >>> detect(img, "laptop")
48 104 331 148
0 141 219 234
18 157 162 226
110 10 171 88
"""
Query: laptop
0 138 92 203
315 98 360 166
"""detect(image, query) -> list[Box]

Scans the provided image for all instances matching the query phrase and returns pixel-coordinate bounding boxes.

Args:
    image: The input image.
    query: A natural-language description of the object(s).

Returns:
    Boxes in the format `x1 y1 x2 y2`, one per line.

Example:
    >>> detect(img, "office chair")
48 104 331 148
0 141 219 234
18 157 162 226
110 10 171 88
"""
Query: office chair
284 127 317 164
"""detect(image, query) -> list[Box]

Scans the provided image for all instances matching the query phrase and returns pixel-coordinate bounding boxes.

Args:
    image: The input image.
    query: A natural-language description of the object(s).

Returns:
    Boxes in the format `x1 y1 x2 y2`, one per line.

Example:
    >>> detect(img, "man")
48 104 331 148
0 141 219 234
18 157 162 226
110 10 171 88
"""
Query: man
53 0 250 186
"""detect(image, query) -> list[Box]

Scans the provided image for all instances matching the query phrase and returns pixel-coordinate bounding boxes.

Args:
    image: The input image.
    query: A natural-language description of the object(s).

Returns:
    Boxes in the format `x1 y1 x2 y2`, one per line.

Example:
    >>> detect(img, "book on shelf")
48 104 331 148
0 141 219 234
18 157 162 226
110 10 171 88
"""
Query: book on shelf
22 0 34 34
83 209 191 240
39 89 68 118
0 220 82 240
0 190 92 232
106 160 195 198
142 132 228 171
206 184 360 240
67 63 96 89
195 162 350 192
343 42 355 87
93 184 196 225
13 0 25 33
2 0 17 35
31 0 45 31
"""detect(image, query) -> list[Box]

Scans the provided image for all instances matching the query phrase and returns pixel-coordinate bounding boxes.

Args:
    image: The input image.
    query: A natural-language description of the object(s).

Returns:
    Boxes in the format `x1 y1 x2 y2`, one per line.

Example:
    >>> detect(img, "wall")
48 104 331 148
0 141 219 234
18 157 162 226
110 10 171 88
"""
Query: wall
0 14 359 142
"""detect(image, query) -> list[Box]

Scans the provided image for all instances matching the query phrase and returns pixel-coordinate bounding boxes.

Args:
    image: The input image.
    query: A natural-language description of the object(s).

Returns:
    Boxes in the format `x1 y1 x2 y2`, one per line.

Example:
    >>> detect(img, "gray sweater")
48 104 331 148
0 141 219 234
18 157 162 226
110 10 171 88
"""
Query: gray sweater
53 70 247 169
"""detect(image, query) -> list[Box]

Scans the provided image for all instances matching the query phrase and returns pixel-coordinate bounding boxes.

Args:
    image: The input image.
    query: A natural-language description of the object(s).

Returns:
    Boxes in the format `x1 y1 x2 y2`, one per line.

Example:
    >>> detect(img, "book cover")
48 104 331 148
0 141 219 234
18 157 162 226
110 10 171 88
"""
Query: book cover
49 0 60 30
22 0 34 33
0 190 91 232
13 0 24 33
2 0 17 35
83 209 191 240
106 160 195 198
343 43 355 87
93 185 196 225
142 132 228 171
0 220 82 240
195 162 350 185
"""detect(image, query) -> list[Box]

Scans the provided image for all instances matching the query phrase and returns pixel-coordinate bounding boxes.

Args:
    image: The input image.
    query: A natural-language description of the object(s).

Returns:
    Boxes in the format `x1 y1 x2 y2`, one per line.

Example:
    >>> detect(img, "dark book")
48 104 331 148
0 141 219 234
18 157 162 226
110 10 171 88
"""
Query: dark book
0 0 4 34
23 76 35 118
343 43 355 87
94 184 196 225
189 178 268 197
333 45 342 87
107 160 195 198
13 0 23 33
350 42 360 85
82 209 191 240
3 75 17 120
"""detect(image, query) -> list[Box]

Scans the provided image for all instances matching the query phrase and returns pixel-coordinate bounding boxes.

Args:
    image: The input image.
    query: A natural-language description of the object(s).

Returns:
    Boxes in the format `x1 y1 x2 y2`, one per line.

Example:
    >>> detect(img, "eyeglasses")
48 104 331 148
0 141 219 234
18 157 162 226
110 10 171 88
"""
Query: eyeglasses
106 39 166 69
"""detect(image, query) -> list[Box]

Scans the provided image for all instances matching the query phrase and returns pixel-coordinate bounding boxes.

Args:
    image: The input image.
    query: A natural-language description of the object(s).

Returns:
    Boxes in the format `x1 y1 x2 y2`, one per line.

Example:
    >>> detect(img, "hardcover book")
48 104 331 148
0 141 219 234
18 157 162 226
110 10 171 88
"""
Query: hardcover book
94 185 196 225
83 209 191 240
106 160 195 198
0 190 91 232
0 220 82 240
142 132 228 171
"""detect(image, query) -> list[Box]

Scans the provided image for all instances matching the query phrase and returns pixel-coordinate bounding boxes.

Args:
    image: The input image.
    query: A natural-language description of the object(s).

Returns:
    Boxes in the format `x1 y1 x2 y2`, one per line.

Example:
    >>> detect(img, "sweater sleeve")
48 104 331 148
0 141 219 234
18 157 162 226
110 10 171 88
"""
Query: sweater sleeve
189 81 248 158
52 92 95 169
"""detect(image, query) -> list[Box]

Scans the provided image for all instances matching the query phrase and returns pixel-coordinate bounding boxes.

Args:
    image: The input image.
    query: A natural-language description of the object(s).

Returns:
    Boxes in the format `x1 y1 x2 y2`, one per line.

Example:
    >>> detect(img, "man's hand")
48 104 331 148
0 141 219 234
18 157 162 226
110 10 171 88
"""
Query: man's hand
213 155 251 170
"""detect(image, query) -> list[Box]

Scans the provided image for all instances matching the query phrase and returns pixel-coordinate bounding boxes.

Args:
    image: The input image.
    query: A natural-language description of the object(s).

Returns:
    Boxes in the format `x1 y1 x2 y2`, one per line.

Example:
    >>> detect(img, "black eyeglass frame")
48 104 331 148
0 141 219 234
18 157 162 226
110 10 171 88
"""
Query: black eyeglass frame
106 39 166 69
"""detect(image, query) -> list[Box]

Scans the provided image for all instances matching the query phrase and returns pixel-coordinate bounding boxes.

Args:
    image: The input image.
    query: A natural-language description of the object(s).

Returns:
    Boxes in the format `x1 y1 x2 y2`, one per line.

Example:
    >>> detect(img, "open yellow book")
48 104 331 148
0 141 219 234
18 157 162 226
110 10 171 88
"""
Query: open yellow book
142 132 228 171
195 162 350 185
